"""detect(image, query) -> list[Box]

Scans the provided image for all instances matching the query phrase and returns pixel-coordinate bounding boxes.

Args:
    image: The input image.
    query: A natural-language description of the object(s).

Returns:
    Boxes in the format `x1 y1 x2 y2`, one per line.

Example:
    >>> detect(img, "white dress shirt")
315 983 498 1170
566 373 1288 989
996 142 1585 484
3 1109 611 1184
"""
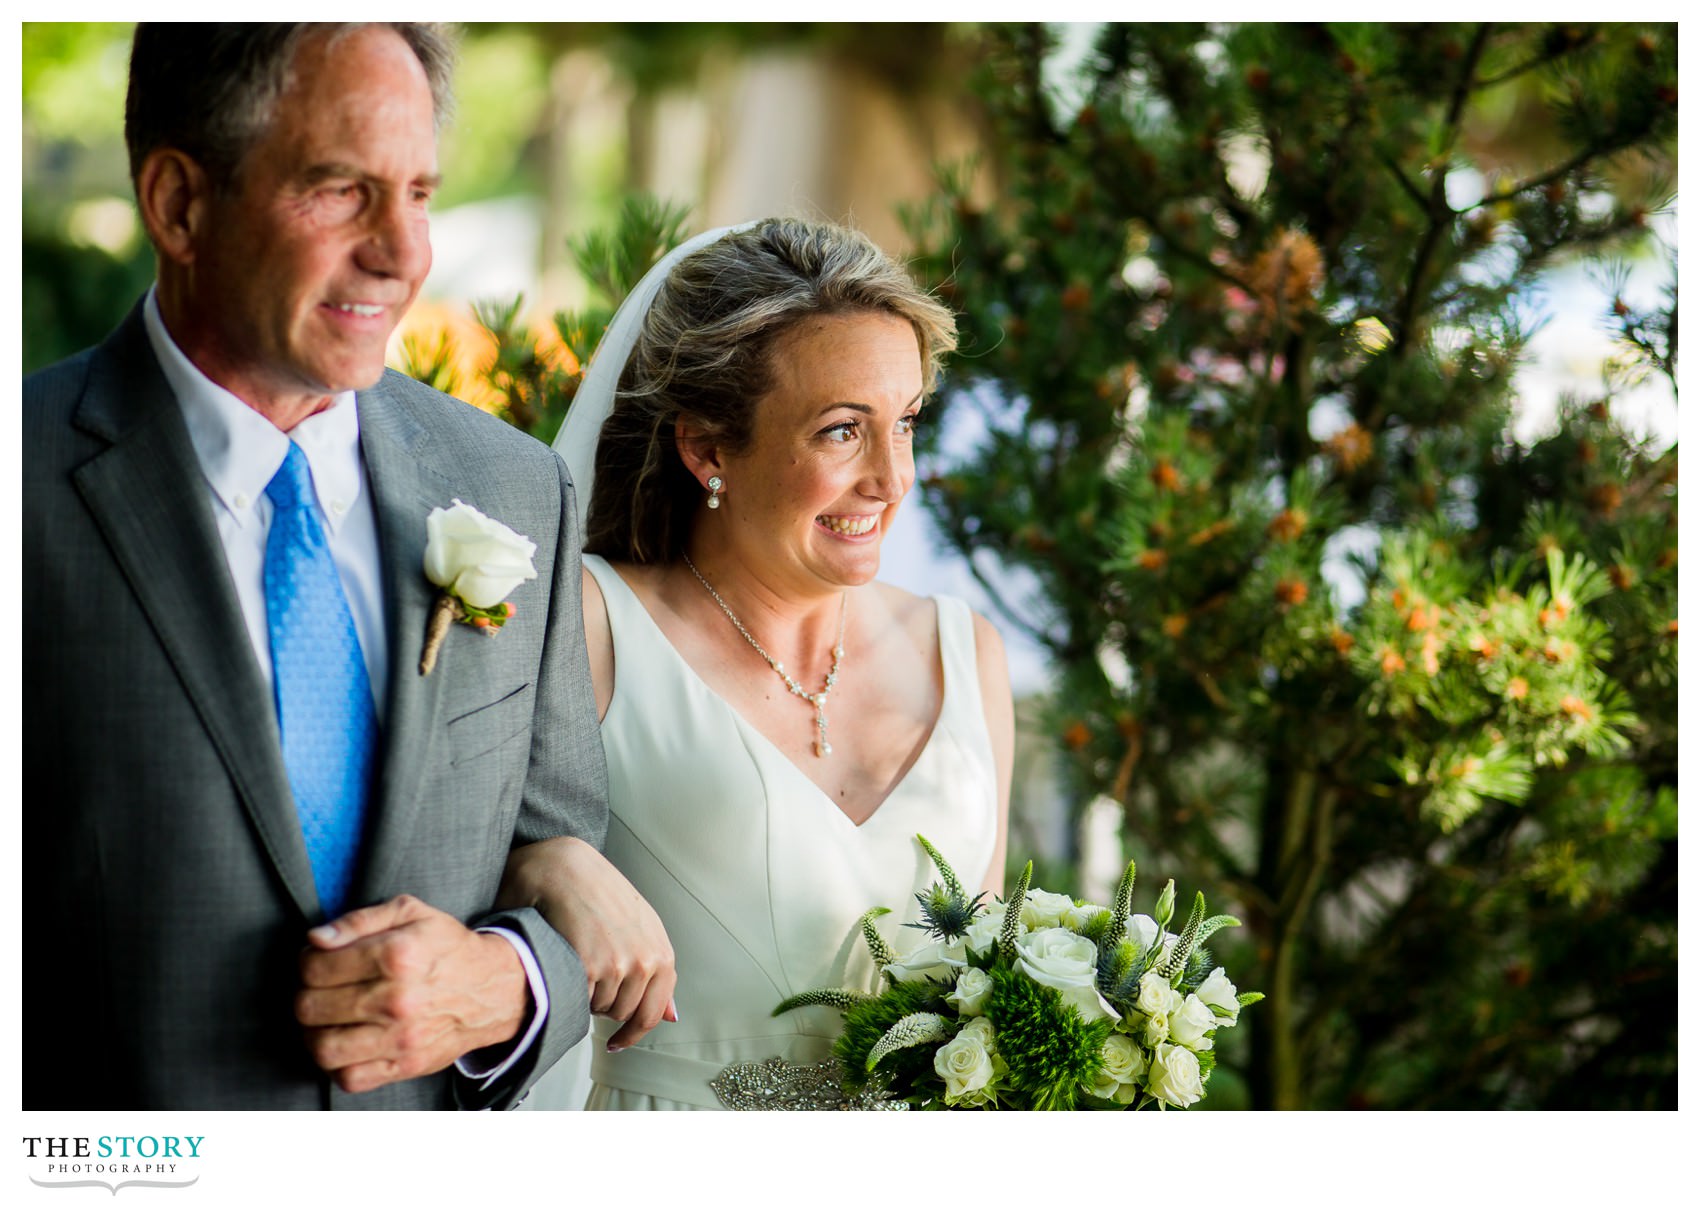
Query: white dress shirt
142 288 547 1090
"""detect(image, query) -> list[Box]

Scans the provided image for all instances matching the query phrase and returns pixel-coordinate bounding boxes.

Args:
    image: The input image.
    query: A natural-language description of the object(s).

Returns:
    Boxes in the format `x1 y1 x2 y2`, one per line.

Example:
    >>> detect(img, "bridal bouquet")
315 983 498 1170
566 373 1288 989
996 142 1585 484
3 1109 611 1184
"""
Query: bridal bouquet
775 836 1261 1110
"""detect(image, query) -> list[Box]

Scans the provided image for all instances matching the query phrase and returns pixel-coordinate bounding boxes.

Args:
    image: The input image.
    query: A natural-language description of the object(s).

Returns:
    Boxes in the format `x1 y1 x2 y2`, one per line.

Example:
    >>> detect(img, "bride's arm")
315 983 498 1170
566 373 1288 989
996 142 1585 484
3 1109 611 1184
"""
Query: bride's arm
974 611 1015 897
498 836 677 1050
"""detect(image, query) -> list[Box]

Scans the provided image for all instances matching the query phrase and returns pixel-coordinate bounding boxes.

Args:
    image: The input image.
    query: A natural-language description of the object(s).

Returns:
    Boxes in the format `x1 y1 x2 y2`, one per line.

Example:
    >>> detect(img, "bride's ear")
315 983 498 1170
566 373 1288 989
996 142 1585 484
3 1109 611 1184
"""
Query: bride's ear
674 417 724 489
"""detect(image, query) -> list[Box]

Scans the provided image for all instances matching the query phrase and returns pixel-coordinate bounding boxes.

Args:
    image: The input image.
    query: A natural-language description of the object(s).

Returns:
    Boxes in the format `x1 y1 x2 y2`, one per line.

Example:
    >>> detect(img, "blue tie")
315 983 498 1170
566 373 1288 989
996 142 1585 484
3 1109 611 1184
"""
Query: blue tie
264 441 377 919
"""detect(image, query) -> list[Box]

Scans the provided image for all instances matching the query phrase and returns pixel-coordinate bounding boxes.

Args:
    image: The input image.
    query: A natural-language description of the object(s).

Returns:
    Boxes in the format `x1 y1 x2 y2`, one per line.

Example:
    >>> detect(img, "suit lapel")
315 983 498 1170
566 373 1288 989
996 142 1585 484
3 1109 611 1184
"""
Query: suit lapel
70 308 320 919
351 376 452 901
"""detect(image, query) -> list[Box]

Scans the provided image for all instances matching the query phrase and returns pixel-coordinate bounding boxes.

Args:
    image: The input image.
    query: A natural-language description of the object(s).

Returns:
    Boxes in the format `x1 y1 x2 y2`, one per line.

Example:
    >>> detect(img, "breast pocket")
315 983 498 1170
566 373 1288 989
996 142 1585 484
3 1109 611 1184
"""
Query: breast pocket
445 683 534 767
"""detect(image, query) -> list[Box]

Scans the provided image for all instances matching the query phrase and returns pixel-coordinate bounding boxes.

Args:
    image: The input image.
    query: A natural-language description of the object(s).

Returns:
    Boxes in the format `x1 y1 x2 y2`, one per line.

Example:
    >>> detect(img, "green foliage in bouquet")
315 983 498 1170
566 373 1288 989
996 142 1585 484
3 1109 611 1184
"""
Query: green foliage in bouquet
777 836 1261 1110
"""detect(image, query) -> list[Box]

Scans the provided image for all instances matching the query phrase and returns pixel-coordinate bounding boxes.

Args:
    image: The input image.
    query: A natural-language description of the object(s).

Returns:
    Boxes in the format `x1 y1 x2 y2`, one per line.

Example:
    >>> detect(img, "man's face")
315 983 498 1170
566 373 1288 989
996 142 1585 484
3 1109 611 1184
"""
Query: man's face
183 26 439 417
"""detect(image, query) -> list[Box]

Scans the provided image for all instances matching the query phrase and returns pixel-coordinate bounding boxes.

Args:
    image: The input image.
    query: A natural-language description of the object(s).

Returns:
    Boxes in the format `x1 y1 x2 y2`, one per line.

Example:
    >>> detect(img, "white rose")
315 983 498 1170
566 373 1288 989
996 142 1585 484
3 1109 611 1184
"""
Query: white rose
1087 1034 1145 1104
1125 914 1179 967
947 967 994 1017
964 906 1020 953
1147 1041 1206 1108
1016 928 1120 1023
1126 913 1161 953
1062 902 1109 933
1141 1008 1170 1047
933 1029 995 1100
1136 971 1182 1018
1020 888 1078 929
957 1015 996 1046
1101 1033 1147 1085
883 937 966 983
423 500 538 609
1170 994 1218 1051
1195 967 1240 1026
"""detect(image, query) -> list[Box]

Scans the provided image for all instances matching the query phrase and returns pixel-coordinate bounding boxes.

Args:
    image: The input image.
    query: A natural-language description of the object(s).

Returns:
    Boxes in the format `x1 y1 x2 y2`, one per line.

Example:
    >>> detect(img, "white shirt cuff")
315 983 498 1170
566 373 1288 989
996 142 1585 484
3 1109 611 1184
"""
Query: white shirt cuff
454 926 549 1087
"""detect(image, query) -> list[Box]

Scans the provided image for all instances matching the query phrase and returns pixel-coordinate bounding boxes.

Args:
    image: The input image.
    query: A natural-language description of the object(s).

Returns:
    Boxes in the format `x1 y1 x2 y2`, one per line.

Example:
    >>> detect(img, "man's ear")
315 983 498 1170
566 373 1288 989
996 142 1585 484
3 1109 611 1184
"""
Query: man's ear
674 417 725 490
134 148 213 266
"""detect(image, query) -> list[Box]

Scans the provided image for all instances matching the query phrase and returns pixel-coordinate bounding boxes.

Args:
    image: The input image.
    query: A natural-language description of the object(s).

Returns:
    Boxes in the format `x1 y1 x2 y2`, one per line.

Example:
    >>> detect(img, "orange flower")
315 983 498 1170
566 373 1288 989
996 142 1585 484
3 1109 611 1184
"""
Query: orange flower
1061 721 1092 751
1267 508 1308 542
1138 549 1170 572
1468 634 1499 660
1188 519 1234 547
1274 577 1309 607
1162 613 1190 639
1505 677 1530 701
1559 694 1595 722
1330 627 1354 655
1324 424 1375 473
1379 646 1407 676
1420 633 1442 676
1150 459 1183 492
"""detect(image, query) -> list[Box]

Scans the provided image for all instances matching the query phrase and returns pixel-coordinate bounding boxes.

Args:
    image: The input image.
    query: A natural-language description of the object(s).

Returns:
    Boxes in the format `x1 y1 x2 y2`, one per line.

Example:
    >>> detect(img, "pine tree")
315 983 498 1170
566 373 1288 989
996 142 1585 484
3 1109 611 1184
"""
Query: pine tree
905 22 1676 1108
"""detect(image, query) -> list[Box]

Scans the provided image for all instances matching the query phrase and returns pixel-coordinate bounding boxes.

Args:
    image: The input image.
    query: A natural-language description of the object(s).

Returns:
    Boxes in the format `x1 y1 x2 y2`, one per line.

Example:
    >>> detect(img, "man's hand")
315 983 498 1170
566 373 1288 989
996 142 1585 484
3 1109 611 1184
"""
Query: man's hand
296 894 528 1094
499 837 677 1051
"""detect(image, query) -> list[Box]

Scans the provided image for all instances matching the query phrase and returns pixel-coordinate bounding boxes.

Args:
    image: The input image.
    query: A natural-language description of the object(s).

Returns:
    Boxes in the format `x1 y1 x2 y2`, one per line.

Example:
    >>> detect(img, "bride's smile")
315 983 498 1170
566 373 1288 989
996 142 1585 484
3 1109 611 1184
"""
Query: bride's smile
703 310 925 596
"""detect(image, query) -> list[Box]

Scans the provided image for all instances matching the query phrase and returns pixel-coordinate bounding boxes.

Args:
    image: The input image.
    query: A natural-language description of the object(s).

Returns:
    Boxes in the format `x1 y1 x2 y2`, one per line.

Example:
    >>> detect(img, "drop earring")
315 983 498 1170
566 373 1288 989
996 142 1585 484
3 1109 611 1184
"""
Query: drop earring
706 475 724 510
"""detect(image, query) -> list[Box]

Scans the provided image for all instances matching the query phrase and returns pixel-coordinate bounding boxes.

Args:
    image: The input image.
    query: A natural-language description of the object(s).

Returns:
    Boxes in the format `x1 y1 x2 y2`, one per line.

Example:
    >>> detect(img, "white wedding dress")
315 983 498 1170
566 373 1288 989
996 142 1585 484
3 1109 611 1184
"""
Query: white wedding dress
542 553 998 1110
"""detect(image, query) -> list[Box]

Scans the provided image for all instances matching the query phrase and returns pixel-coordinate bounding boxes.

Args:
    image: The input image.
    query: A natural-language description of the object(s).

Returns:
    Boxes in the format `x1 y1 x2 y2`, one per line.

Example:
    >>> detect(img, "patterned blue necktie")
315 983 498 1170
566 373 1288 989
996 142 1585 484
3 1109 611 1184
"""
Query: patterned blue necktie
264 441 377 919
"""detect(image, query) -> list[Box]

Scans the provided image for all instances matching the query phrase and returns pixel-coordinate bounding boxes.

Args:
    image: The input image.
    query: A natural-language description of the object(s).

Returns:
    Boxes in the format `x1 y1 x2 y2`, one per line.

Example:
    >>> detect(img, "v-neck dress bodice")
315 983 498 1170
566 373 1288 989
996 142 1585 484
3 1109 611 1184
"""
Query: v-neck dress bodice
577 553 998 1109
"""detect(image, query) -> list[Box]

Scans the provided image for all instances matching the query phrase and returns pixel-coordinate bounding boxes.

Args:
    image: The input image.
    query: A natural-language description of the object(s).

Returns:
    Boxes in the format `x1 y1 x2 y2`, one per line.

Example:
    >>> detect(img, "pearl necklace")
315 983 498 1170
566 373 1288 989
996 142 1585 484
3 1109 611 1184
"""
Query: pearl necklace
683 553 846 757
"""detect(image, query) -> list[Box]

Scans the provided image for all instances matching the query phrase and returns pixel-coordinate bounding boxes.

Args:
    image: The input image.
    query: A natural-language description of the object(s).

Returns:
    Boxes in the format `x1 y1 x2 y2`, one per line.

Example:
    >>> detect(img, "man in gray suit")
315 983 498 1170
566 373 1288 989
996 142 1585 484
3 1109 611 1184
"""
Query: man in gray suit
23 23 649 1109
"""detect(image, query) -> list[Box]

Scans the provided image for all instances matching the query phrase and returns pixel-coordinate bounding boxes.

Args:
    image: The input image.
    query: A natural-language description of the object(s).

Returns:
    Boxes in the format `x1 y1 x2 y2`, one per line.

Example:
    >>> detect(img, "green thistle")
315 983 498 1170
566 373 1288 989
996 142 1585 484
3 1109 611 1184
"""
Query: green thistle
865 1012 949 1071
1099 938 1147 1010
984 963 1113 1110
912 883 987 941
999 861 1033 963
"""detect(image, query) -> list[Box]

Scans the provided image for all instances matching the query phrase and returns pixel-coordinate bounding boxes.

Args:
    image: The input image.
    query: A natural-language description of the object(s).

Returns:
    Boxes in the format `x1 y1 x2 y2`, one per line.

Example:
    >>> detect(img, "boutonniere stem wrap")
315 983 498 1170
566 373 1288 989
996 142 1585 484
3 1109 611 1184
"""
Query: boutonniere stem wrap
419 500 538 675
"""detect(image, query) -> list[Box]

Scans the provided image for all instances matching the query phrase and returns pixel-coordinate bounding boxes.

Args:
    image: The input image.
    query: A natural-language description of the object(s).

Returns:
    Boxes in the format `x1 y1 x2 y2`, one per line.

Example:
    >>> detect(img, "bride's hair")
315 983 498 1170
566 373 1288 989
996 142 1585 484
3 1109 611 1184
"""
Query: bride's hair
584 217 957 564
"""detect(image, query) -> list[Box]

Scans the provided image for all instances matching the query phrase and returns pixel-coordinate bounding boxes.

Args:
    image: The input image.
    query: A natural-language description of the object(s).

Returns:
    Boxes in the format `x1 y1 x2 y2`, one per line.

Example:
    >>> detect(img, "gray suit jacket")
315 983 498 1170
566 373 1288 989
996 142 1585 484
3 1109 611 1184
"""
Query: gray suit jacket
23 302 609 1110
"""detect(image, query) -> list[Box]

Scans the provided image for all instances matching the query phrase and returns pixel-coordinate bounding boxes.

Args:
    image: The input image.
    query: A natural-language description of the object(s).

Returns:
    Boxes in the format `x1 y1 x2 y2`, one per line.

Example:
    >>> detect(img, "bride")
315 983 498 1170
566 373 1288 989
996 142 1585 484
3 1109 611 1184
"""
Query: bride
504 218 1012 1109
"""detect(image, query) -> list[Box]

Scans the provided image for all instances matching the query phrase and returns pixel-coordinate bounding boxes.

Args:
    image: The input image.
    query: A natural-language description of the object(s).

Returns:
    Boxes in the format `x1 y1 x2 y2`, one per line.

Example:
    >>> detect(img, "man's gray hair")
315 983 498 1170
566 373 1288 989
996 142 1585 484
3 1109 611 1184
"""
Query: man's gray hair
124 23 457 191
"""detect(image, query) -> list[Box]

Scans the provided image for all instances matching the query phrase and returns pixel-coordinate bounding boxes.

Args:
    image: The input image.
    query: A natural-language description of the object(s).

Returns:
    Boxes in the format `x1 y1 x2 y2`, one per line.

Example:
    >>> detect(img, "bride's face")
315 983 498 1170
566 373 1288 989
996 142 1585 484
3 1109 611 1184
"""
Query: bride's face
718 310 924 593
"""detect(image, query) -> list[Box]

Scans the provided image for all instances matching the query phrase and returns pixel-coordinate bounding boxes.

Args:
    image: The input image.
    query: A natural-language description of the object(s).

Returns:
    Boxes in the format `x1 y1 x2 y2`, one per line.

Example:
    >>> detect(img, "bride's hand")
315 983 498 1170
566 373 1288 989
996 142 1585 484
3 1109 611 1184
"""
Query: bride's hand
498 837 678 1050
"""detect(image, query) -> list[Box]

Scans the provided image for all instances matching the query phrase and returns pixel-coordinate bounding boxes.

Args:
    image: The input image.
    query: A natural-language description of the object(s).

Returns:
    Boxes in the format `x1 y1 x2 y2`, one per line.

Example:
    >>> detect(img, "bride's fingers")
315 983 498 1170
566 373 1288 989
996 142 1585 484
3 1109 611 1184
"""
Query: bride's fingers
606 969 678 1051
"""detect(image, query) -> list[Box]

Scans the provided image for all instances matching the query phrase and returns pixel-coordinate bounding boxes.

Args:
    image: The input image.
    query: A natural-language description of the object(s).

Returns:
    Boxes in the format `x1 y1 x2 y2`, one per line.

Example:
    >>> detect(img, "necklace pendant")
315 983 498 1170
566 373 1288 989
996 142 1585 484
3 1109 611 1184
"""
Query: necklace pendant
814 739 832 758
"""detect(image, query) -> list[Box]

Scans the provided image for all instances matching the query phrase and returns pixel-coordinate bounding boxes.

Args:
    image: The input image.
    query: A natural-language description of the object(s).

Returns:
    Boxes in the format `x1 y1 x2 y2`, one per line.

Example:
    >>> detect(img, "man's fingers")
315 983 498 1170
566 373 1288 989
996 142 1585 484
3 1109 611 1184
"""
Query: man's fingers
307 893 433 950
302 1022 391 1073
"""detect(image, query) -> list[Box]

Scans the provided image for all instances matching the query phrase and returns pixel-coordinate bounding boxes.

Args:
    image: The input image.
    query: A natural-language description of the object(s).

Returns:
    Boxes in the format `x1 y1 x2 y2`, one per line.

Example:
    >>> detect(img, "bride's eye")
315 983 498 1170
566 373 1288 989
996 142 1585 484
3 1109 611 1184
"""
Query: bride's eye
896 412 921 437
821 420 859 443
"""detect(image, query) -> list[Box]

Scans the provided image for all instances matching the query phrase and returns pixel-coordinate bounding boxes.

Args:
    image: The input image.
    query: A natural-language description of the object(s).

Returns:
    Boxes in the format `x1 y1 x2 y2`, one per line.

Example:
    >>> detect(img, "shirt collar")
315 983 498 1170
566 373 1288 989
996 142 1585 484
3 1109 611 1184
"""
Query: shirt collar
143 286 365 532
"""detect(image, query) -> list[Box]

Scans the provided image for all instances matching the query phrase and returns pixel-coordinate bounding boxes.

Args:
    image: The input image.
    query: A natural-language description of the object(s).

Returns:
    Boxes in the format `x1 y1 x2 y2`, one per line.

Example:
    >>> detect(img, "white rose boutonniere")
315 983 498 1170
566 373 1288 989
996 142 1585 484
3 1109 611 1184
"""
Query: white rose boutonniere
419 499 538 675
